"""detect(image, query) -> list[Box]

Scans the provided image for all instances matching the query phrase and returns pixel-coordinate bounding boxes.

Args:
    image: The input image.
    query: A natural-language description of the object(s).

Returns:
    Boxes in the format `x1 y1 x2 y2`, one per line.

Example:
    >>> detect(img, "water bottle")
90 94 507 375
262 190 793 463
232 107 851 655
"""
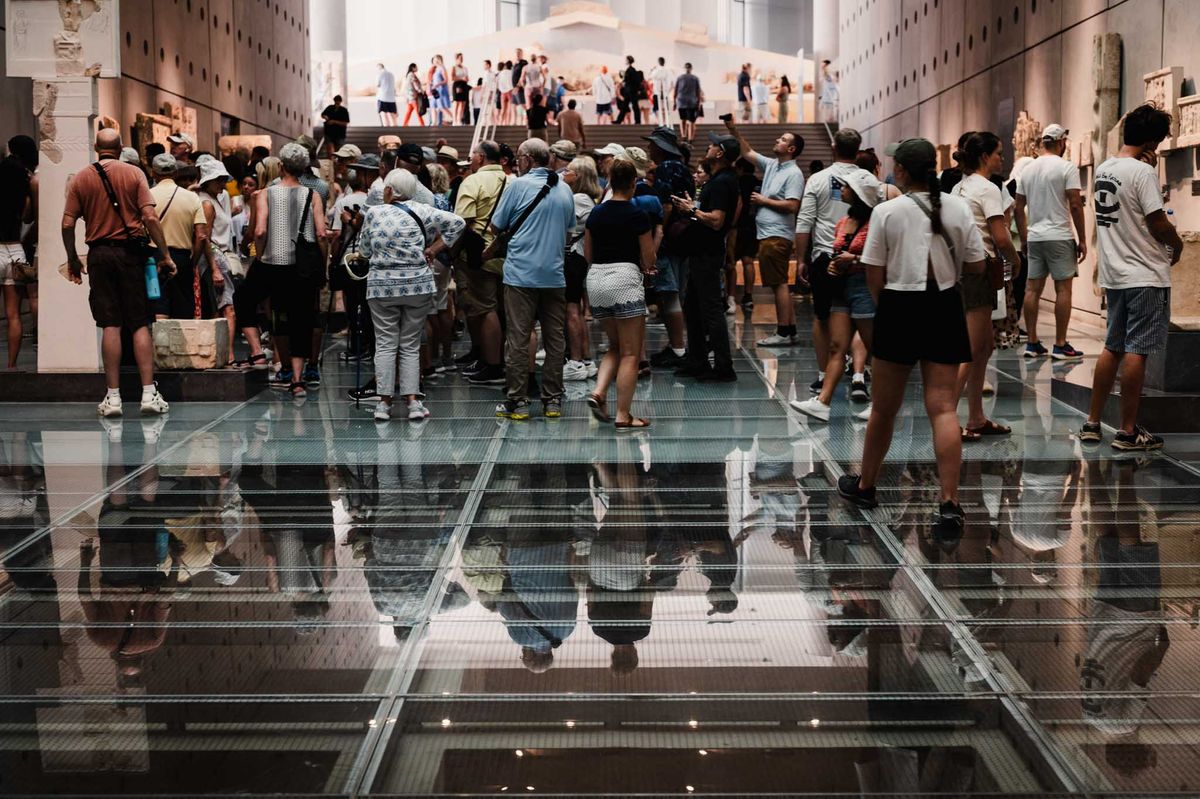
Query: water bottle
1166 209 1176 261
145 256 161 300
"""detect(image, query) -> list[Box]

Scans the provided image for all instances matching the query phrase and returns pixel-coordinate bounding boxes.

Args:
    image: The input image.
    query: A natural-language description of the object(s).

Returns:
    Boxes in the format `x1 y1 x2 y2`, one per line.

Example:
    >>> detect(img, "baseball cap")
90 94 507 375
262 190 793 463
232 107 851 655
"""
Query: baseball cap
707 132 741 161
594 142 627 158
421 146 438 164
550 139 578 161
1042 123 1069 141
884 138 937 171
167 132 194 148
118 147 141 164
643 125 682 157
334 143 362 159
151 153 178 174
396 143 425 165
436 145 460 162
352 153 381 171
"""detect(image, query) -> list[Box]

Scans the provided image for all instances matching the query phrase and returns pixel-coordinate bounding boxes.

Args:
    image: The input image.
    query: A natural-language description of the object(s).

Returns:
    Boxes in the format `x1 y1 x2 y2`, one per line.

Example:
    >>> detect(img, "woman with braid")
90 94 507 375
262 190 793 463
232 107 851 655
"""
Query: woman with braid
836 139 986 536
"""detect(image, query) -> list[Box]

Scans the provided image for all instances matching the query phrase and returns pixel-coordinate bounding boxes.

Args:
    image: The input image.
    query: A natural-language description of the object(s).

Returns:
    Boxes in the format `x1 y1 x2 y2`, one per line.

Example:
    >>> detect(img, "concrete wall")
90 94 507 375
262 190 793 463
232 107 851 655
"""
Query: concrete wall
835 0 1200 319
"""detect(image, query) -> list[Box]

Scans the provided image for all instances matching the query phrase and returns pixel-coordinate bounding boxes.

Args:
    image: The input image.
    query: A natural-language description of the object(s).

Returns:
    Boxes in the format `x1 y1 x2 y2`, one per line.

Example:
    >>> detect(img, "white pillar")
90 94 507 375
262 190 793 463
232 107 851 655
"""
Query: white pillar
36 78 102 373
812 0 839 66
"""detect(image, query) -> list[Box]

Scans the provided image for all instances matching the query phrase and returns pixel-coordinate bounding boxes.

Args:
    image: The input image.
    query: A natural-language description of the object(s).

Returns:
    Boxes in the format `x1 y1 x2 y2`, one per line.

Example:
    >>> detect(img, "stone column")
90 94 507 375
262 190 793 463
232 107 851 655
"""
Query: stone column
36 78 102 373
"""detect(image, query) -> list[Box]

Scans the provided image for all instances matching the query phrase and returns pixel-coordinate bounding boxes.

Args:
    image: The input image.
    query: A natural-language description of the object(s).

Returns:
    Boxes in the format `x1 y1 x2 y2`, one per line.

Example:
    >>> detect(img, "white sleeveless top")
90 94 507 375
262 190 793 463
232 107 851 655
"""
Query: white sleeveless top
261 185 315 266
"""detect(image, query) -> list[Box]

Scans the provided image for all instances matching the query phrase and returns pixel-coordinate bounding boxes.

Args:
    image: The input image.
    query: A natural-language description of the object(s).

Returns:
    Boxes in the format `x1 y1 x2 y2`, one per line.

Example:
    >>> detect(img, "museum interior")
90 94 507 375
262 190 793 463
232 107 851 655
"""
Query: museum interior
3 0 1200 796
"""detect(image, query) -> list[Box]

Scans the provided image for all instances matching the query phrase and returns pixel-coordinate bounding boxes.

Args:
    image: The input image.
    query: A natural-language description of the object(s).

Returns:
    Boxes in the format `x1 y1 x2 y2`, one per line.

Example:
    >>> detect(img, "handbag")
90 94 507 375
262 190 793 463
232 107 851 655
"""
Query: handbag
460 175 506 270
293 189 326 285
482 171 558 262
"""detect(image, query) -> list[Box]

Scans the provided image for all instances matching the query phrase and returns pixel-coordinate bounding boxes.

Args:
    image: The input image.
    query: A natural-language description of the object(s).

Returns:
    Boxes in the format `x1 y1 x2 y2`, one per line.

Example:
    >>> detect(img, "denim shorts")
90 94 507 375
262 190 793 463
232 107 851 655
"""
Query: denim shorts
1104 286 1170 355
652 253 684 294
829 271 876 319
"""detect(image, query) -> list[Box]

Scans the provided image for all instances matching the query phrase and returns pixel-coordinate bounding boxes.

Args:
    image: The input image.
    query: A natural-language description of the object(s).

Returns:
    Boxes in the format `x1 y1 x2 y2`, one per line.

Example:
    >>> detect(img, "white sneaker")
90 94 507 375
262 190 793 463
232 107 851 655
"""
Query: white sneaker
141 415 167 445
140 389 170 415
97 394 123 418
373 400 391 422
407 399 431 420
791 396 831 422
855 403 873 421
982 380 995 396
535 348 546 365
99 416 123 441
585 360 598 378
563 360 589 381
725 296 737 315
757 333 797 347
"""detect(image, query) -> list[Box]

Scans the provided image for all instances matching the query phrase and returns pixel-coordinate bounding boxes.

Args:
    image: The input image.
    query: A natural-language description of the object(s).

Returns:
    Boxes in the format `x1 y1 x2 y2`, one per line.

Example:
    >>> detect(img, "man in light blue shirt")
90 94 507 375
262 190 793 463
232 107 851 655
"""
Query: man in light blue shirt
489 138 575 420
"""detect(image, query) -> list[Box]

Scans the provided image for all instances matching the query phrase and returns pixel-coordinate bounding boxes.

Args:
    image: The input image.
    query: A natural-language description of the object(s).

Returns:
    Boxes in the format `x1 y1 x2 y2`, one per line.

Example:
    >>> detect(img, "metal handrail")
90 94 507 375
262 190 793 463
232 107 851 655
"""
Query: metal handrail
823 119 835 146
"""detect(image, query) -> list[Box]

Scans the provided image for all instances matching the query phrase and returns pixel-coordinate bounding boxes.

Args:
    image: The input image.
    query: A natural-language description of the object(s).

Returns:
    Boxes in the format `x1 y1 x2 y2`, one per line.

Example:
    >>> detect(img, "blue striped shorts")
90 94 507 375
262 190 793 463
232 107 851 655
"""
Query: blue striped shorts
1104 287 1170 355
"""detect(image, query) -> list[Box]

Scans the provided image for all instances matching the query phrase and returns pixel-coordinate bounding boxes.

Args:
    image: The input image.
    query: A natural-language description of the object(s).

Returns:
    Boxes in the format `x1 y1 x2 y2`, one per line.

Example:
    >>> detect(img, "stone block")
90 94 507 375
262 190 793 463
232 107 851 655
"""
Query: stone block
153 319 230 370
1171 231 1200 326
1144 66 1183 149
1177 95 1200 149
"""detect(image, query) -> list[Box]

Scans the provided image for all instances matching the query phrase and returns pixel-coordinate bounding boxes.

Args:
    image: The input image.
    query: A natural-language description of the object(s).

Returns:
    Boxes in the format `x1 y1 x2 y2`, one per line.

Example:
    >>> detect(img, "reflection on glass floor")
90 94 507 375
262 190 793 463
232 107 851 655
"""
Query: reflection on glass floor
2 300 1199 796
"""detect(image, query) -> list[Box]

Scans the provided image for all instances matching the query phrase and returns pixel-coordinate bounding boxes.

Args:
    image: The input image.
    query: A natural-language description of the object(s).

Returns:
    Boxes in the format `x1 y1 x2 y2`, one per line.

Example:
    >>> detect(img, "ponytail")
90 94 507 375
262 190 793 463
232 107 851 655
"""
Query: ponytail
926 168 943 236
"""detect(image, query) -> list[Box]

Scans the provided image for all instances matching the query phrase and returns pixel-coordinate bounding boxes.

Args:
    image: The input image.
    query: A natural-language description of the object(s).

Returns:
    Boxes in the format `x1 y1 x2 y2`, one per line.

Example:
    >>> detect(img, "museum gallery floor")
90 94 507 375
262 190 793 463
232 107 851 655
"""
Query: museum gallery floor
3 293 1200 797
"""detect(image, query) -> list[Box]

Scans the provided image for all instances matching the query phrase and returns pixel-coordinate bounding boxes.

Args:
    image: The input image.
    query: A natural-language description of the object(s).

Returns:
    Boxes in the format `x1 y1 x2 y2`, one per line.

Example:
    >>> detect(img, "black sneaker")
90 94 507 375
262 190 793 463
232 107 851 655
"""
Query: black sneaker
650 347 684 368
674 362 711 378
1078 421 1101 444
467 364 506 385
809 376 824 395
697 369 738 383
347 380 378 402
740 293 754 308
932 500 965 550
837 474 878 509
461 360 484 377
849 377 870 403
455 348 480 365
1112 425 1164 452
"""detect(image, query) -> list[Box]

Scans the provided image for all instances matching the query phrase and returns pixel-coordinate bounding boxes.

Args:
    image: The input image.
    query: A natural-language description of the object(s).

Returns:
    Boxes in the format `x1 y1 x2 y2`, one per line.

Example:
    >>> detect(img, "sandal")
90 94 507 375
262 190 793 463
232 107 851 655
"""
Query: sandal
966 419 1012 437
614 417 652 430
961 427 982 443
587 393 611 423
233 352 269 370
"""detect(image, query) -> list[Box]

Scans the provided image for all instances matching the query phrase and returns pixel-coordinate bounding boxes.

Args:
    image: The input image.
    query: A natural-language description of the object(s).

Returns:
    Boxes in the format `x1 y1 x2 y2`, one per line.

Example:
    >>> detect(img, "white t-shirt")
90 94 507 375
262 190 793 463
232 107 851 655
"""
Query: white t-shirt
331 189 368 232
1018 154 1082 242
592 74 615 105
1094 156 1171 289
860 191 986 292
377 70 396 103
649 65 671 96
497 69 513 93
796 161 861 255
951 173 1009 257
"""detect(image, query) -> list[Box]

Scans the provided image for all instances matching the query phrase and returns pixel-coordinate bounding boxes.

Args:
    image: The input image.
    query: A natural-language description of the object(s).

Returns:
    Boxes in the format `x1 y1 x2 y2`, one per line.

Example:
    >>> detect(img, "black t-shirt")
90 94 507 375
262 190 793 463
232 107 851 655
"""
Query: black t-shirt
0 156 31 242
586 199 651 265
693 167 739 251
736 172 759 232
527 105 550 129
513 59 528 85
322 104 350 138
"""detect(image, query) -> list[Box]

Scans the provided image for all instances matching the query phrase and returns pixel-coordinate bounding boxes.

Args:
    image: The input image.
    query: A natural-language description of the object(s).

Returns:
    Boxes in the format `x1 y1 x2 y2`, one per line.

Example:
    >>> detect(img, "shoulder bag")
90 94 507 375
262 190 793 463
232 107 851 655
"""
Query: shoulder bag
293 188 326 285
482 171 558 262
92 161 152 258
459 174 506 270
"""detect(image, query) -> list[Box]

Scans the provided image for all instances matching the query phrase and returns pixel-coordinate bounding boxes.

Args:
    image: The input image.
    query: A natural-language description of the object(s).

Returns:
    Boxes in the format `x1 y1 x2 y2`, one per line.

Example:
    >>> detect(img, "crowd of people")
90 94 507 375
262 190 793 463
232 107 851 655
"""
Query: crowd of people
369 51 797 136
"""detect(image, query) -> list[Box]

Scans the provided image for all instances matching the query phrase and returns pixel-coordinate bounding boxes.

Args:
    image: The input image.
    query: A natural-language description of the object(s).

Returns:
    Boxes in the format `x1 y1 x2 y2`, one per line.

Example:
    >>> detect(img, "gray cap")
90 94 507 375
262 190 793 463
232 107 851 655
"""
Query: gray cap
151 153 178 174
119 147 141 164
884 138 937 171
352 153 381 171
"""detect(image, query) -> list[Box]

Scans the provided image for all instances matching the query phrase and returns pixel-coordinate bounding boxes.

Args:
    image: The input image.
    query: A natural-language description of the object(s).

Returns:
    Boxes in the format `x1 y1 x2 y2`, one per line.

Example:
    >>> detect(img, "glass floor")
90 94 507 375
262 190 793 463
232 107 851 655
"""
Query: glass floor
2 292 1199 796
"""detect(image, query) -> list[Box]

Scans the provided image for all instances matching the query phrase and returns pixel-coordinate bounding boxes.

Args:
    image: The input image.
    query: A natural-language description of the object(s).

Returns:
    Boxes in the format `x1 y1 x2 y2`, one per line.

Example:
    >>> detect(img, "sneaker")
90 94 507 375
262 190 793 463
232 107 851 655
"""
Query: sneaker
97 393 123 418
563 360 589 381
809 376 824 395
933 500 966 548
99 416 123 441
982 380 995 396
421 365 439 380
757 333 797 347
467 365 506 385
585 360 598 378
696 369 737 383
1023 341 1048 358
1052 342 1085 361
1112 425 1164 452
849 377 870 403
455 348 480 365
407 399 431 420
270 369 294 390
373 400 392 422
288 382 307 400
302 363 321 388
140 388 170 415
837 474 878 509
535 349 546 365
544 398 563 418
496 399 531 420
461 360 484 377
650 347 683 368
855 403 873 422
348 380 378 402
740 293 754 309
725 296 737 315
436 358 458 373
791 396 830 422
1078 421 1102 443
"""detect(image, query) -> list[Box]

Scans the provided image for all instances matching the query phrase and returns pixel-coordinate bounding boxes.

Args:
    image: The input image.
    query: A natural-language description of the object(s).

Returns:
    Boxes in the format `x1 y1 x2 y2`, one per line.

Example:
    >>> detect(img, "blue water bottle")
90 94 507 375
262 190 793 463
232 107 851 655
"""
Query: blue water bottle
145 256 161 300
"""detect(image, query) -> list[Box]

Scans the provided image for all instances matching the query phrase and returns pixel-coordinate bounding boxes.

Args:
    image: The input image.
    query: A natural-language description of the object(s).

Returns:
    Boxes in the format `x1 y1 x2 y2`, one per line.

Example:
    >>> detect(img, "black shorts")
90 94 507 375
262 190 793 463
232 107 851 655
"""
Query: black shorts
87 243 150 330
377 100 398 114
564 251 588 304
596 102 612 116
452 80 471 102
735 227 759 259
807 252 836 321
872 282 973 366
323 126 346 145
678 106 698 122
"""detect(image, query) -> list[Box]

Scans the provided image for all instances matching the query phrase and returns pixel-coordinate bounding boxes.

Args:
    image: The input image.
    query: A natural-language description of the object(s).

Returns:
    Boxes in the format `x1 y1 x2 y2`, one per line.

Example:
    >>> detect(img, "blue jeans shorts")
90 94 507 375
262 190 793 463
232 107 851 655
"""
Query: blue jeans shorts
829 271 876 320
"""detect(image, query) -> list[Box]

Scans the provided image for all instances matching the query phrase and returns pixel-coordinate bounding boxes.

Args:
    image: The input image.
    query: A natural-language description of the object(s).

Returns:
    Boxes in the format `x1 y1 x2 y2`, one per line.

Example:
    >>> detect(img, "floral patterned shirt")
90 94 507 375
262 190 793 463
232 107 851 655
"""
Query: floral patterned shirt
360 201 465 300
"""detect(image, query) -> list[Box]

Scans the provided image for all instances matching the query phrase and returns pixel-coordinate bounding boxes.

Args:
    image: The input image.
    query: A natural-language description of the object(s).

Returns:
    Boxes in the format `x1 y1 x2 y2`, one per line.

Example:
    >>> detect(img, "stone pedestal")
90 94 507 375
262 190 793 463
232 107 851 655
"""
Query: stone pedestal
152 319 230 370
35 77 101 372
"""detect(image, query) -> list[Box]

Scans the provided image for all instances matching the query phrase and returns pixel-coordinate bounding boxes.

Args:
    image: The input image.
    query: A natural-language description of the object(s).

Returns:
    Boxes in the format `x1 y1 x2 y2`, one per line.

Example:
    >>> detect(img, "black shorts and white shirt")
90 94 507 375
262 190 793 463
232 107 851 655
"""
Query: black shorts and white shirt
859 191 986 365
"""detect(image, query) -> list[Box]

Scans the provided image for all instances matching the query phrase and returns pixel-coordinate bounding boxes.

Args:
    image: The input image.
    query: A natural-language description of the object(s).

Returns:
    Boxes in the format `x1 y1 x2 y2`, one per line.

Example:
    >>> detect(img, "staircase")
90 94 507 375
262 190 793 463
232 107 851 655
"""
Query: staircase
318 123 836 178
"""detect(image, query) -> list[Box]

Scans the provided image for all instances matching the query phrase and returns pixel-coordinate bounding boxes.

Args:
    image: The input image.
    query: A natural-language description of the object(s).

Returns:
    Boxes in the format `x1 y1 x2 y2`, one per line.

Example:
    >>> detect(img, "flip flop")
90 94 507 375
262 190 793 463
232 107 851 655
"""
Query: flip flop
966 419 1012 437
587 394 611 423
615 417 652 431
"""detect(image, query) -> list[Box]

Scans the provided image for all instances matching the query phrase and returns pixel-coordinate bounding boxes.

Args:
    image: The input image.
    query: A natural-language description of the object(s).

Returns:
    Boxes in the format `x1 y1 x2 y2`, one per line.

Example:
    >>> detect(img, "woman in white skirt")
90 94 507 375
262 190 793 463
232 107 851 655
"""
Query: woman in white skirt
584 159 657 430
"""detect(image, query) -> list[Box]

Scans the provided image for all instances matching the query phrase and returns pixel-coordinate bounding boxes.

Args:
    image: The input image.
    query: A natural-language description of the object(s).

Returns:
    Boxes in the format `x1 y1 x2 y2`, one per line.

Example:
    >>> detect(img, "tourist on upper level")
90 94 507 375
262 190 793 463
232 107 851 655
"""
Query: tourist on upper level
818 60 839 124
776 76 792 124
673 63 702 144
1080 103 1184 451
615 56 644 125
451 53 471 126
497 61 515 125
593 66 616 125
428 54 451 126
751 73 770 124
649 56 672 125
401 63 425 127
737 64 752 122
376 63 399 126
320 95 350 154
526 93 550 141
557 100 586 152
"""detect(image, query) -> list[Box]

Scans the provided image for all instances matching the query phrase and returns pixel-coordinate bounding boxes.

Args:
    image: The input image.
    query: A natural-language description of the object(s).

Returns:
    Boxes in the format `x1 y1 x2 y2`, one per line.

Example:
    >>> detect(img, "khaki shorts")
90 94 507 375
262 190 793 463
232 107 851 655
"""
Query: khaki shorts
960 270 996 312
757 237 793 286
458 260 502 317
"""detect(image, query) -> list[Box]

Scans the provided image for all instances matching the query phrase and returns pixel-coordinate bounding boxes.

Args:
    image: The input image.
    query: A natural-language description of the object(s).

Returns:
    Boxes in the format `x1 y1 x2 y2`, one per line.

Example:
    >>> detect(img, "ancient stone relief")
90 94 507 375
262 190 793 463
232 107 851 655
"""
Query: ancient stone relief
1144 66 1183 149
1093 34 1121 162
6 0 118 78
1175 95 1200 149
33 80 62 163
1012 111 1043 160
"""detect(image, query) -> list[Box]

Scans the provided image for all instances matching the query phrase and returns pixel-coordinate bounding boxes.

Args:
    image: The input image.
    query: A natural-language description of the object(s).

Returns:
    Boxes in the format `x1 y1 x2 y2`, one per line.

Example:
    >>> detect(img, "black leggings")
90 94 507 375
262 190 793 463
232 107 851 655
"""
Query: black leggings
234 261 319 360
